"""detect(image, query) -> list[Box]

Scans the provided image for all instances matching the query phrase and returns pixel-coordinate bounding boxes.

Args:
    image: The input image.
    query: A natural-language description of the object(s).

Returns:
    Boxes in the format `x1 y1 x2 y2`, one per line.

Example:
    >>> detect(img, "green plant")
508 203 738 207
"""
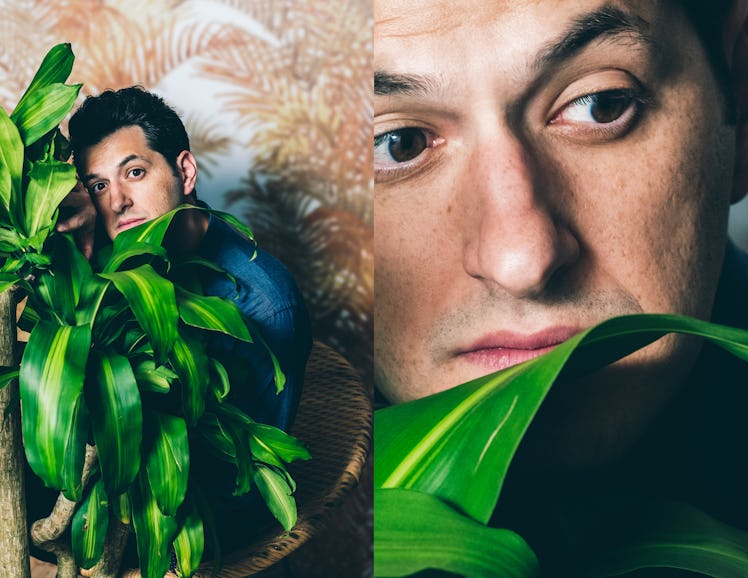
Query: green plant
374 315 748 577
0 44 309 577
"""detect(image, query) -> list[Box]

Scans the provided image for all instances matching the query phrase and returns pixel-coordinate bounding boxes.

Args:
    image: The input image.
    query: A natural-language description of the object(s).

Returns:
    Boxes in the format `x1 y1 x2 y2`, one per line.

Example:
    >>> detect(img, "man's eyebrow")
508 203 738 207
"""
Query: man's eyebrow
374 71 437 97
538 5 652 67
82 154 146 182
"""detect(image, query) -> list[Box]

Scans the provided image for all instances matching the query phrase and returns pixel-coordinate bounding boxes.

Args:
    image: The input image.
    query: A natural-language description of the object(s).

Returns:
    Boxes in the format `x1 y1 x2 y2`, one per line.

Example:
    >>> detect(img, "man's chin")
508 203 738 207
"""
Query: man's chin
514 335 701 471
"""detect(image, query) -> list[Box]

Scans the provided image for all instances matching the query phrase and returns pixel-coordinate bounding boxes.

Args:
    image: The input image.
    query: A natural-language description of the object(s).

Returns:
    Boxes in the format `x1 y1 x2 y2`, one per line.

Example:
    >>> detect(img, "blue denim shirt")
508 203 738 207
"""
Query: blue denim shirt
197 213 312 431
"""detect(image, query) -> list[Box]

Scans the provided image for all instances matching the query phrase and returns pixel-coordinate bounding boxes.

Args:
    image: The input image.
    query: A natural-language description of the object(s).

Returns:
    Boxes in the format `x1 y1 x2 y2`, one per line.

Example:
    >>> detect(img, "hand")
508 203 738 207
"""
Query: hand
55 179 96 259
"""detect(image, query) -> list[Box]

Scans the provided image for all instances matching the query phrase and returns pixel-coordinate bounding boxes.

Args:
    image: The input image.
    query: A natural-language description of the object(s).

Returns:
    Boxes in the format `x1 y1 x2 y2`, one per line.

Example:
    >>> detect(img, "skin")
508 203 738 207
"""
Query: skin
374 0 747 466
78 125 205 242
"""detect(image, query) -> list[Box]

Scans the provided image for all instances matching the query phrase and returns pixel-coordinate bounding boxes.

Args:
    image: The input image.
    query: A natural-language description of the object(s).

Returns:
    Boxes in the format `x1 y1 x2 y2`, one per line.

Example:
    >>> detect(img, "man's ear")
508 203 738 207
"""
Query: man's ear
726 0 748 203
176 150 198 198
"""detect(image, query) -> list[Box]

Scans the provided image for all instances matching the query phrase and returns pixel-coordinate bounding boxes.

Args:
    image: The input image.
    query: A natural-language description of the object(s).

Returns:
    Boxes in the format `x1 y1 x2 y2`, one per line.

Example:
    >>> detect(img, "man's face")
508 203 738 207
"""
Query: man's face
79 125 190 240
374 0 737 464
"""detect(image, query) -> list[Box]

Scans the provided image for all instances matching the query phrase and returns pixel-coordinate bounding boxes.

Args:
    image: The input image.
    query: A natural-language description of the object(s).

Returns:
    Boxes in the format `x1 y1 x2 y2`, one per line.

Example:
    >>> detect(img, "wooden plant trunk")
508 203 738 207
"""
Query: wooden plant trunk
0 289 30 577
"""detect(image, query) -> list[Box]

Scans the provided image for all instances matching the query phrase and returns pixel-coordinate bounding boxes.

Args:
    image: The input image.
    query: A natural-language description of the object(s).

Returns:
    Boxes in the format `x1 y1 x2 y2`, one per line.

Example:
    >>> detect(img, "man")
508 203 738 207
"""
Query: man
66 86 311 434
375 0 748 573
36 87 312 560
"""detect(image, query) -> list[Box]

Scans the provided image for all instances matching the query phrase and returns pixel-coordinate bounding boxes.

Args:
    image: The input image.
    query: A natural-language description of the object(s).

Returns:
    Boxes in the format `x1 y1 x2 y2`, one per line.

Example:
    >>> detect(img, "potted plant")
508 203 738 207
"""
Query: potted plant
0 43 310 578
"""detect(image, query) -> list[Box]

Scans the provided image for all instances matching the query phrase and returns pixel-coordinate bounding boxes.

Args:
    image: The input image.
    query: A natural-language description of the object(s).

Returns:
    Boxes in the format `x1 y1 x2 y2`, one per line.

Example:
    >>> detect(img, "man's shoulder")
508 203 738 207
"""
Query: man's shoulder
197 214 307 322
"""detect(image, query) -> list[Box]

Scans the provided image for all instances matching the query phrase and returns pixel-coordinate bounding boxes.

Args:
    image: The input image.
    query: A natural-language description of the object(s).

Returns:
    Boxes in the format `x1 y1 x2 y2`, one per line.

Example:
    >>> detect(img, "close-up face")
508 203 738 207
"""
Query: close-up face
79 125 194 240
374 0 738 464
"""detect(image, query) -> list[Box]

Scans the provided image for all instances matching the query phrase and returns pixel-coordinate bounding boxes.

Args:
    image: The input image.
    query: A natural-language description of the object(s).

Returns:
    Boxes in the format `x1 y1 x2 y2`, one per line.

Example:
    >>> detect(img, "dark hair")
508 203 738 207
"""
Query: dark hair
679 0 736 121
68 86 191 175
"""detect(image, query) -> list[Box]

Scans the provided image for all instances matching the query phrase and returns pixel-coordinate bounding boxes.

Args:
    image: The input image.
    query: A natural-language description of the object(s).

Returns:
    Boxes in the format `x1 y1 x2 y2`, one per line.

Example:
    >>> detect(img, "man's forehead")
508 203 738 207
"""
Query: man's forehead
375 0 658 41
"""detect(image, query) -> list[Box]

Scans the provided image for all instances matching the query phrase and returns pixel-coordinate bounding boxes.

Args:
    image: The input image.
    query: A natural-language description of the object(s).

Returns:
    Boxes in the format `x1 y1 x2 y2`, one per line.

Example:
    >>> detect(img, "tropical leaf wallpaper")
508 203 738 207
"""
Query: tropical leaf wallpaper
1 1 372 575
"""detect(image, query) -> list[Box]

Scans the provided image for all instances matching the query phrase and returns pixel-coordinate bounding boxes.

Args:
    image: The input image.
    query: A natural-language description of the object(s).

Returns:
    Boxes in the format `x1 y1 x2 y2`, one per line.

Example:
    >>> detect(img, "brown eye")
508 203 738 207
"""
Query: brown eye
375 128 429 163
552 89 639 126
586 91 633 123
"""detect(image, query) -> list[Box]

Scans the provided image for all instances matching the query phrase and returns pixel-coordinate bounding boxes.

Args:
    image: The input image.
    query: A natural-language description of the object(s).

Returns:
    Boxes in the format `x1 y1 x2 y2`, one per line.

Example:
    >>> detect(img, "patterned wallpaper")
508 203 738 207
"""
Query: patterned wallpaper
0 0 373 384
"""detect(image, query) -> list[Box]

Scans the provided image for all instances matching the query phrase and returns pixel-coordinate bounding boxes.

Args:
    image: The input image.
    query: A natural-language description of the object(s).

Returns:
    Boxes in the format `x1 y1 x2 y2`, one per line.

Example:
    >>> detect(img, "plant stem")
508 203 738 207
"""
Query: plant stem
0 288 30 578
89 516 132 578
31 445 98 546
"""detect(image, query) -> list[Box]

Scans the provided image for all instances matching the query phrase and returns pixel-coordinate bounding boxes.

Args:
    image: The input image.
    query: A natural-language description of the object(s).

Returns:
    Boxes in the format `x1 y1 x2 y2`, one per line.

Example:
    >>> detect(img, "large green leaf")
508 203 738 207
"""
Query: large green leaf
19 320 91 494
0 107 23 215
375 314 748 526
176 287 251 342
375 488 539 578
71 475 109 569
144 412 189 517
63 393 91 501
253 464 297 531
11 43 75 121
86 350 143 495
102 241 168 274
173 493 205 578
11 82 81 147
23 158 77 237
170 332 209 425
129 468 179 578
99 264 178 364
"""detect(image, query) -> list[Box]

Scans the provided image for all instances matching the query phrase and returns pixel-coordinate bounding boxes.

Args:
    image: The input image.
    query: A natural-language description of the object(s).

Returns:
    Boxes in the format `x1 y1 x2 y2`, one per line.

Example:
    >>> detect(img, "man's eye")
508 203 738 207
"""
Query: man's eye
89 182 106 195
551 89 644 126
374 128 433 165
128 168 144 178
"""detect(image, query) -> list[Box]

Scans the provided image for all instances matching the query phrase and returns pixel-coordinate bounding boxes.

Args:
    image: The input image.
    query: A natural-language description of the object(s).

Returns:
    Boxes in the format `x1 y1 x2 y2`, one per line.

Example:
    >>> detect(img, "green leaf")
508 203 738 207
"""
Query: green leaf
209 358 230 403
375 488 539 578
145 412 189 517
19 321 91 495
0 274 17 295
248 423 311 464
72 476 109 569
63 393 91 501
375 314 748 526
0 366 19 390
110 204 197 250
99 264 178 364
173 493 205 578
23 158 77 237
0 227 21 253
111 491 131 525
207 209 256 245
244 317 286 393
133 359 175 394
170 332 209 425
11 82 81 147
102 241 169 274
176 287 252 342
129 468 179 578
11 43 75 120
196 412 236 461
253 464 297 531
0 107 23 216
86 350 143 495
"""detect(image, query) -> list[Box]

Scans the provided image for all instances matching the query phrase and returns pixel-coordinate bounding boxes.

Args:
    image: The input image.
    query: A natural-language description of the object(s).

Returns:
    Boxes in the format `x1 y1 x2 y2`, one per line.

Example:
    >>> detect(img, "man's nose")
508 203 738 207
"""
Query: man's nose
461 135 579 299
108 182 131 213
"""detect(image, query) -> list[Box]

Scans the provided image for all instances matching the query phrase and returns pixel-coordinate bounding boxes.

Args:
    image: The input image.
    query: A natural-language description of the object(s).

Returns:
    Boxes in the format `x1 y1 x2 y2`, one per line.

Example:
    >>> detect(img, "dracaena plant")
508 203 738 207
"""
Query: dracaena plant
0 44 310 578
374 316 748 578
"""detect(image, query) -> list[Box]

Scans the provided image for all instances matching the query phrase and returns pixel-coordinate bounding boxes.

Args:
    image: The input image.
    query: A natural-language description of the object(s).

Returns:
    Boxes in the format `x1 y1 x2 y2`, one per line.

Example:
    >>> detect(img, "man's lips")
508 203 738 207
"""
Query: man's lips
117 217 145 231
455 327 582 371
